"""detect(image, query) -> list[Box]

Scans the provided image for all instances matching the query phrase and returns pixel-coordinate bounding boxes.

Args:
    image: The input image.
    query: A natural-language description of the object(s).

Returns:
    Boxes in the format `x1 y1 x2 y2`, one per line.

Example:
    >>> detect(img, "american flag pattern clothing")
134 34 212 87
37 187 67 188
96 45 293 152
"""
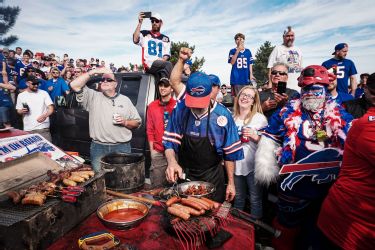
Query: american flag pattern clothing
262 98 353 198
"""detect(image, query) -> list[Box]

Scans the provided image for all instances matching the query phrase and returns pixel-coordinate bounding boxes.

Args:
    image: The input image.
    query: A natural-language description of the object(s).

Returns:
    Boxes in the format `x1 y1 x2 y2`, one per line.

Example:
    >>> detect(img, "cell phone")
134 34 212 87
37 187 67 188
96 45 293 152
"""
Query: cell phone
143 12 152 18
277 81 287 95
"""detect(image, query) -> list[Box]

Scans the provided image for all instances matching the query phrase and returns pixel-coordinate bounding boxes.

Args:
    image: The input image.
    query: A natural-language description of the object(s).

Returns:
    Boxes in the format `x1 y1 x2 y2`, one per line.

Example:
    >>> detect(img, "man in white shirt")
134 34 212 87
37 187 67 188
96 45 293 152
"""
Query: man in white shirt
133 12 172 80
16 75 54 141
267 26 303 91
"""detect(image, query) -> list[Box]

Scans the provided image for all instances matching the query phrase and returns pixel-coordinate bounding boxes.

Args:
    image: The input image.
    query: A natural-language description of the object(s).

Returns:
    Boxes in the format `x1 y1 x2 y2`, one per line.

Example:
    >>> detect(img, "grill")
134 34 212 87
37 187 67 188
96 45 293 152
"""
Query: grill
0 199 59 227
0 173 106 250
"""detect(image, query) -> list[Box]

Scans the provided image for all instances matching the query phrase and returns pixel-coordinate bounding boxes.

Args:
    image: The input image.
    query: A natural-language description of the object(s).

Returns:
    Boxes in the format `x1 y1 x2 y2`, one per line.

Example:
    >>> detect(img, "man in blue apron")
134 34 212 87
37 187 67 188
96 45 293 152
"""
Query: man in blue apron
163 72 244 202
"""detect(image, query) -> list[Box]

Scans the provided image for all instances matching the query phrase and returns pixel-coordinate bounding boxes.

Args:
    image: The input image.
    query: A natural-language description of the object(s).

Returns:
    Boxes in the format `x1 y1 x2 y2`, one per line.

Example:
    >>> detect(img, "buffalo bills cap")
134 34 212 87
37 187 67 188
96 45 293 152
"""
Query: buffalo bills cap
208 74 221 87
332 43 347 55
186 72 212 108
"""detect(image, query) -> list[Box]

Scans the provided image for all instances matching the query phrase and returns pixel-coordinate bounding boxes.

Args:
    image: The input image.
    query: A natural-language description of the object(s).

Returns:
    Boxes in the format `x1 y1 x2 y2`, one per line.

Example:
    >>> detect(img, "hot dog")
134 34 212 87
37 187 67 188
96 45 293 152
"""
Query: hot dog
78 167 93 171
71 172 90 180
63 178 77 186
180 198 204 211
172 203 201 216
187 197 211 210
68 175 85 183
166 196 181 207
200 197 220 209
167 206 190 221
171 204 190 214
76 170 95 177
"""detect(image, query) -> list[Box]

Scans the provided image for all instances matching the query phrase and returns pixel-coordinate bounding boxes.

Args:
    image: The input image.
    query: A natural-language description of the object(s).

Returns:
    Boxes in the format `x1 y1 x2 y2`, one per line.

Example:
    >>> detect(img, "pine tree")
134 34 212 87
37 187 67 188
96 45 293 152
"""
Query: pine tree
253 41 275 86
170 41 205 72
0 0 20 46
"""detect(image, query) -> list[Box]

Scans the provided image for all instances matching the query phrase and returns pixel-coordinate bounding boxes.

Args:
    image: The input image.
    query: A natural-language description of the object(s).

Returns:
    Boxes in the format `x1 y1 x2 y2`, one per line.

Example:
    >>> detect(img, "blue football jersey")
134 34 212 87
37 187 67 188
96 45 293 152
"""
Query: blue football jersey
228 48 254 85
322 58 357 93
14 60 31 79
163 100 244 161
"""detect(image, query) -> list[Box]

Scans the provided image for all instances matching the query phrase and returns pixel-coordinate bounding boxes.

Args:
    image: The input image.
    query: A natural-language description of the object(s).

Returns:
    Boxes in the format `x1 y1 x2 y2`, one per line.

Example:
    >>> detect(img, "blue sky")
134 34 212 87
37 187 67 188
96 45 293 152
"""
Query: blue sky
7 0 375 83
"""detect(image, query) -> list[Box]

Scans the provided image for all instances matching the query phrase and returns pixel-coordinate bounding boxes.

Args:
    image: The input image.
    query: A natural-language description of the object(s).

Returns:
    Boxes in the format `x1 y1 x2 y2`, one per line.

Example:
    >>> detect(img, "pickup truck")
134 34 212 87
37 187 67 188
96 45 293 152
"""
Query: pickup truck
52 72 157 174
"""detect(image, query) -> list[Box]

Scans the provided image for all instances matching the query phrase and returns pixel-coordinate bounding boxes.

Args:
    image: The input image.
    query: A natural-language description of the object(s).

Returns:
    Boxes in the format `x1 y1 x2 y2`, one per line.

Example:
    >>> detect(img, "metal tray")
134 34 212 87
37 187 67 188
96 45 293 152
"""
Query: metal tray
177 181 216 198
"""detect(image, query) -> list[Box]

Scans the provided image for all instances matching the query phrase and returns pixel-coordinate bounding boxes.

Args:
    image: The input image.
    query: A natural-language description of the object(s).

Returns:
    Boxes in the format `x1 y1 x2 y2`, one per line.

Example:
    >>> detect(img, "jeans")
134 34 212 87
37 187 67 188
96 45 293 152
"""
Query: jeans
146 60 173 80
90 141 131 173
234 172 263 219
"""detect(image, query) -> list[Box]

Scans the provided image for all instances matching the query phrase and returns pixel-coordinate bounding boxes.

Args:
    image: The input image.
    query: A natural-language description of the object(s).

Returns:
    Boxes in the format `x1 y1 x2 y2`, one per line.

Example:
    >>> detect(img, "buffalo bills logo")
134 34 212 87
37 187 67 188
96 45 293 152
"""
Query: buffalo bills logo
279 148 342 191
190 86 206 96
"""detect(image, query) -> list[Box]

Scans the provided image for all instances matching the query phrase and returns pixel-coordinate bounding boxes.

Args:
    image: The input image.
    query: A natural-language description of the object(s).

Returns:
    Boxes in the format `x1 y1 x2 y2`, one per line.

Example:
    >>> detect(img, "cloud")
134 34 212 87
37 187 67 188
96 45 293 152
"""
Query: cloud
8 0 375 82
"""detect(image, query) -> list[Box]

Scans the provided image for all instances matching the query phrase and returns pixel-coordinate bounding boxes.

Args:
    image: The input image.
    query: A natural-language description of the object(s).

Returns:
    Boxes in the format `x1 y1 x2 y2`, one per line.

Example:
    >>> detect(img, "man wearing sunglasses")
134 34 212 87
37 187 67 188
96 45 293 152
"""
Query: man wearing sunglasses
259 62 299 120
70 67 142 172
267 26 303 91
43 67 70 103
15 75 54 141
133 12 172 81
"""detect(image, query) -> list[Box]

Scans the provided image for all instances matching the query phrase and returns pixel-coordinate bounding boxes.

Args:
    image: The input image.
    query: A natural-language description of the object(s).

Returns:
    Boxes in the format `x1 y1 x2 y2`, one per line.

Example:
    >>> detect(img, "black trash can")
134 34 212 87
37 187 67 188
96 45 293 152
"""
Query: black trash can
101 153 145 193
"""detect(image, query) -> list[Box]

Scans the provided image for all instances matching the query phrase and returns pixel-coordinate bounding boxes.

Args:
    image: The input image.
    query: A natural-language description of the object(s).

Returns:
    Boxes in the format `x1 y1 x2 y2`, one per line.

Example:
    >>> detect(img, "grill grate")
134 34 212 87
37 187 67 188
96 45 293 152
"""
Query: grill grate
0 199 59 227
0 172 102 227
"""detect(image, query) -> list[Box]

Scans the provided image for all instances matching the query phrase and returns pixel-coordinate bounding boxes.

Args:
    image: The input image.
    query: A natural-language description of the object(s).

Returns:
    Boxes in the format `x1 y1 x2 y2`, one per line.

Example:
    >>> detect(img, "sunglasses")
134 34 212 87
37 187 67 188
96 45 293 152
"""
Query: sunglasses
151 19 160 24
102 78 115 82
52 71 60 74
221 86 227 89
271 70 288 76
31 82 40 86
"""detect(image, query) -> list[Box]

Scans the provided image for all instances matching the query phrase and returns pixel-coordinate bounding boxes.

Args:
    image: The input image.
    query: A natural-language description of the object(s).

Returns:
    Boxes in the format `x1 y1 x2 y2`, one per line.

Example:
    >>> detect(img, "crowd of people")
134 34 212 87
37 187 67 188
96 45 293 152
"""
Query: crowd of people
1 11 374 250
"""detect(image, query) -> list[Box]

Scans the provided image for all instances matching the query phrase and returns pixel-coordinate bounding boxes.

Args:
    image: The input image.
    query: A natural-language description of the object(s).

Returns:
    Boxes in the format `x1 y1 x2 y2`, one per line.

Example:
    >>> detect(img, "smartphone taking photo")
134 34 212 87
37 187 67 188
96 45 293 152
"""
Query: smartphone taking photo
277 81 287 95
143 12 152 18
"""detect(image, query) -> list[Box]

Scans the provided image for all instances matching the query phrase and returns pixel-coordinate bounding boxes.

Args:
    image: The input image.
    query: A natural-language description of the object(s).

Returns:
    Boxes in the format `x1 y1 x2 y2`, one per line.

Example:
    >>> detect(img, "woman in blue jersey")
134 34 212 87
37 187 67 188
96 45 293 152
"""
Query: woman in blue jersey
233 86 267 218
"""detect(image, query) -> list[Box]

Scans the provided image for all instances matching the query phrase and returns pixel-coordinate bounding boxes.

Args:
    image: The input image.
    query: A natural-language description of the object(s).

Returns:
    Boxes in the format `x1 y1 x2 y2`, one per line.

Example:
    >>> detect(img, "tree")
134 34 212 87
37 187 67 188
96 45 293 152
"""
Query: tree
0 0 21 46
170 41 205 72
253 41 275 86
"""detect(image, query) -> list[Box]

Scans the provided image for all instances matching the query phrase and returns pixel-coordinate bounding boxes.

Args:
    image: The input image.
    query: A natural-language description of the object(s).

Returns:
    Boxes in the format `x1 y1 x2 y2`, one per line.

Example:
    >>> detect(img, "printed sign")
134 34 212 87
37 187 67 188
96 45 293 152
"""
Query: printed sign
0 134 78 166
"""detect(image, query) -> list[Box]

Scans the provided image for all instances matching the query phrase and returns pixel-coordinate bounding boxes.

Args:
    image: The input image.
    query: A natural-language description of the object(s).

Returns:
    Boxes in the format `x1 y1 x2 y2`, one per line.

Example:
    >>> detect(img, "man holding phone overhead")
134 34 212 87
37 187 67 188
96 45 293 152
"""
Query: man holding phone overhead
259 62 299 120
133 12 172 80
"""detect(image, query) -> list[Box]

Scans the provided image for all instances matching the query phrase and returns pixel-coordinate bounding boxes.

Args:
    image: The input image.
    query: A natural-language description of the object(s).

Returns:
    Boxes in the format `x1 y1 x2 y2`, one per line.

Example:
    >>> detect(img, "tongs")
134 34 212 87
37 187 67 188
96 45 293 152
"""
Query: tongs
171 173 191 197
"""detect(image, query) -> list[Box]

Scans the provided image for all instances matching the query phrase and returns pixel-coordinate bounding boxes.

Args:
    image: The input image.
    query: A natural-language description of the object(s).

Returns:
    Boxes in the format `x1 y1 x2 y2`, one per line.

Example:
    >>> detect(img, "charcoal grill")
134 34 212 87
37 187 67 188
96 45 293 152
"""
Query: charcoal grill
0 172 106 250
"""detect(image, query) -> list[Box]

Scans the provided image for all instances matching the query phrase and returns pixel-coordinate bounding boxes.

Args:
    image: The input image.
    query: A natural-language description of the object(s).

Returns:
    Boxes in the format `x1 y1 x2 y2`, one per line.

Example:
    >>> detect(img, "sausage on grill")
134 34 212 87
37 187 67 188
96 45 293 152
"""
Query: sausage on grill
166 196 181 207
167 206 190 221
180 198 204 211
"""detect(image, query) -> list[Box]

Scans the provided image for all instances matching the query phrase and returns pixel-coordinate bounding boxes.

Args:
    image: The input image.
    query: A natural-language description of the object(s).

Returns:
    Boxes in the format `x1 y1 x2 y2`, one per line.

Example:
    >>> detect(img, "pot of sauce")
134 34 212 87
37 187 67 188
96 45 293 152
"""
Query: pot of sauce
97 199 149 230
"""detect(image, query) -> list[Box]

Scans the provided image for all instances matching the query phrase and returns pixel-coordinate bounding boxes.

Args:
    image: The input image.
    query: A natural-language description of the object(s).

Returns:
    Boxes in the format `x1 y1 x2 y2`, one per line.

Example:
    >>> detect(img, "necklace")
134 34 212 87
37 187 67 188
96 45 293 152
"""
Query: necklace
307 109 327 142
